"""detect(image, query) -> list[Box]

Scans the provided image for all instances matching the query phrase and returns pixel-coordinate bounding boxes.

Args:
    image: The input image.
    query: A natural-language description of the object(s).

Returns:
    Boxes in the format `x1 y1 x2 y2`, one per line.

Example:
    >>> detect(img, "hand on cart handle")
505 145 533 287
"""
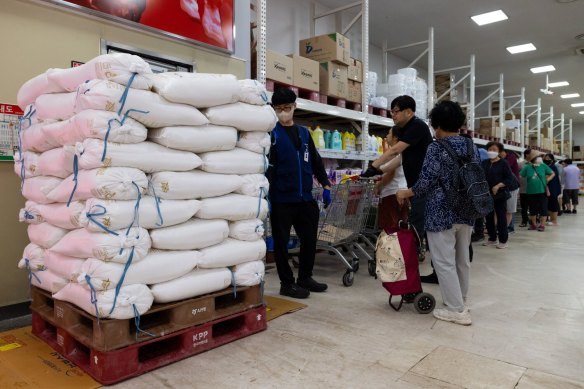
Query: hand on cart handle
323 188 331 209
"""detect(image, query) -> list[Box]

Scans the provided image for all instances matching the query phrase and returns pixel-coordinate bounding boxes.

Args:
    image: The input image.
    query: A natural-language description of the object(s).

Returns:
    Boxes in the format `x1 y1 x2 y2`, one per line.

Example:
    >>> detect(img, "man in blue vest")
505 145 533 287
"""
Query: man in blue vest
267 88 332 299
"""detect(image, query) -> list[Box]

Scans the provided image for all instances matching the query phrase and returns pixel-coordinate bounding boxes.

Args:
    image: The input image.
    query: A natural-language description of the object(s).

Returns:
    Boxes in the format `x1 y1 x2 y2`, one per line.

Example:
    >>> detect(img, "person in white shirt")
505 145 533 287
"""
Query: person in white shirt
375 127 409 230
563 159 581 214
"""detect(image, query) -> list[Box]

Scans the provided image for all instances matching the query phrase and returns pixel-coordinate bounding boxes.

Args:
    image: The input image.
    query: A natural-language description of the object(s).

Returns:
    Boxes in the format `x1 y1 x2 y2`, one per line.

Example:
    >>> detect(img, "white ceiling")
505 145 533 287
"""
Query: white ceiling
318 0 584 125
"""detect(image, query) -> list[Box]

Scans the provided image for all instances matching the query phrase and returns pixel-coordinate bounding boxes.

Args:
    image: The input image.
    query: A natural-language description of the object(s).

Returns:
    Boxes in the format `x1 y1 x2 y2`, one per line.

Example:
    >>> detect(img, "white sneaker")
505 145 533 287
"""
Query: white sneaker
482 240 497 247
433 308 472 326
496 242 508 249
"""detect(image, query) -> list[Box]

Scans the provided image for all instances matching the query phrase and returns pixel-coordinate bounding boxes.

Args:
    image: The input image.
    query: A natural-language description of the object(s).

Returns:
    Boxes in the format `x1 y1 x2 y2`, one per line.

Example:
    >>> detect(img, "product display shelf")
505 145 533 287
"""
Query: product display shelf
318 149 381 161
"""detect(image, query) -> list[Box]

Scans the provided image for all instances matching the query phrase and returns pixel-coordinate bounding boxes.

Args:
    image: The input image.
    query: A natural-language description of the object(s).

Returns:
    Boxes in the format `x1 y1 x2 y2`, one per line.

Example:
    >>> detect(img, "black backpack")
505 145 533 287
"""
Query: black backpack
438 137 494 220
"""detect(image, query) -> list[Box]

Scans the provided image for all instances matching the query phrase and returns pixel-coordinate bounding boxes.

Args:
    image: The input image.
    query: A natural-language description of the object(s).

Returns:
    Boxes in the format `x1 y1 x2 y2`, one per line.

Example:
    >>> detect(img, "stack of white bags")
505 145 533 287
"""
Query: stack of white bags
16 53 272 320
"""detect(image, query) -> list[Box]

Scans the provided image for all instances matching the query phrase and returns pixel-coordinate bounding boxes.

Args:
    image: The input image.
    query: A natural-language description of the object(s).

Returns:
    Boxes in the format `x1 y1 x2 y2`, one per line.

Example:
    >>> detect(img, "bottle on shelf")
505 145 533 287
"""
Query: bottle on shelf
332 130 343 150
369 134 377 152
324 129 332 149
376 136 383 154
349 130 356 152
356 132 363 151
342 130 351 151
313 125 325 149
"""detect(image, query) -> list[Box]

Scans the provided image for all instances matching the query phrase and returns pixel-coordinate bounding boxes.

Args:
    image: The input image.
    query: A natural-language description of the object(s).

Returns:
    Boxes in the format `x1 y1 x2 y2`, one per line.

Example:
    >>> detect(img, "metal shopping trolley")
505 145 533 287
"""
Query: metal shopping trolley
310 177 379 286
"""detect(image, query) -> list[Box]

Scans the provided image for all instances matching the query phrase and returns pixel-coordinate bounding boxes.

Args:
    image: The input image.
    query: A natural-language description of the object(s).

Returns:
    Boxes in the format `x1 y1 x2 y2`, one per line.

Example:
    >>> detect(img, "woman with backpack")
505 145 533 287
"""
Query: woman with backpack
481 142 519 249
397 101 485 326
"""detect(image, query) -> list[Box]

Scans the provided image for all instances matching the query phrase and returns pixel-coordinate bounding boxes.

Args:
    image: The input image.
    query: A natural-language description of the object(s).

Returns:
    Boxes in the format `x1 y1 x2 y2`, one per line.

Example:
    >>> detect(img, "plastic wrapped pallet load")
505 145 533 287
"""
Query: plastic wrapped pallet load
148 125 238 153
50 227 151 263
81 197 201 232
150 268 232 304
46 167 148 203
75 139 202 173
150 218 229 250
203 102 277 132
77 250 202 291
232 260 265 286
27 223 68 249
197 194 269 221
198 238 266 268
42 110 148 146
148 170 243 200
149 72 240 108
53 282 153 319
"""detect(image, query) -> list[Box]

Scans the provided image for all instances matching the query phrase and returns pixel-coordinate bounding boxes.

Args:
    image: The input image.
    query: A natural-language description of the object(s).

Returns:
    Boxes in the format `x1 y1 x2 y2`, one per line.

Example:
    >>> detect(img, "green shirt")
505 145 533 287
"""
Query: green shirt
519 163 553 194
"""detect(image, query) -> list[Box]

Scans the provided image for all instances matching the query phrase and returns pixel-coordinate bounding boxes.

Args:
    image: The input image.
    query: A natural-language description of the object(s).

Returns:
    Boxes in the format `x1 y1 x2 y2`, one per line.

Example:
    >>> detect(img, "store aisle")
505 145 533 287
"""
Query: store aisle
113 214 584 389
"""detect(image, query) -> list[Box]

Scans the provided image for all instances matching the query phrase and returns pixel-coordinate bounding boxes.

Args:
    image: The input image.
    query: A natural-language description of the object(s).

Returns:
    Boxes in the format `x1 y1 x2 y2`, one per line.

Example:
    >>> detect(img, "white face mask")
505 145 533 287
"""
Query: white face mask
276 109 294 123
487 151 499 159
534 157 543 165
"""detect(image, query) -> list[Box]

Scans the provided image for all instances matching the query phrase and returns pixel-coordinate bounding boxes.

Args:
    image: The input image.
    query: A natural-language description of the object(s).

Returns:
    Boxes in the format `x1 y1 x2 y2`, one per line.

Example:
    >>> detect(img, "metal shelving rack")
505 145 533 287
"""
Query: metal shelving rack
256 0 391 164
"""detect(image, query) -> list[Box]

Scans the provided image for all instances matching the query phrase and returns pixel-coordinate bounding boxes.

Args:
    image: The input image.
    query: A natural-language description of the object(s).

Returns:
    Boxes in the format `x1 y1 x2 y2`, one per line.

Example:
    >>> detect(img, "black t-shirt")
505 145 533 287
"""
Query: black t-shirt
396 116 433 186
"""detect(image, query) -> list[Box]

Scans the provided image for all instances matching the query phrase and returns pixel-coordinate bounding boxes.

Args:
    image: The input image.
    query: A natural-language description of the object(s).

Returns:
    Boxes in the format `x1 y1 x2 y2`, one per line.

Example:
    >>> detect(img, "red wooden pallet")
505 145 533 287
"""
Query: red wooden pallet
30 285 262 352
345 101 363 112
266 79 320 102
32 306 267 385
367 106 388 117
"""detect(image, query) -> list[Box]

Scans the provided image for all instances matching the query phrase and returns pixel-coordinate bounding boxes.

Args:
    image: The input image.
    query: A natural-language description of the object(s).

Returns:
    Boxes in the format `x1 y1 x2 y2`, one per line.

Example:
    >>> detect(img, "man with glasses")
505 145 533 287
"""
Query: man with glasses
362 96 433 274
267 88 332 299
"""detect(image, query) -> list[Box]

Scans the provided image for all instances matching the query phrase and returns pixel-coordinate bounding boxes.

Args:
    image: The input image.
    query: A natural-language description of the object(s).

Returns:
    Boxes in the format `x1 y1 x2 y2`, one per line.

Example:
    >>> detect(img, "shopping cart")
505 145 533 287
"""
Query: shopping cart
310 177 378 286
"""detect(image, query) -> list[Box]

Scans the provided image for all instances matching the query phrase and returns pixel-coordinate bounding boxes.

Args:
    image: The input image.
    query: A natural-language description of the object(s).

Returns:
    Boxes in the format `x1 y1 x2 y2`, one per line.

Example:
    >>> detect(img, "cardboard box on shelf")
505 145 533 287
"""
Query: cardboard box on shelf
347 80 362 103
319 61 348 99
288 54 319 92
348 58 363 82
266 50 293 84
573 151 582 160
299 33 351 66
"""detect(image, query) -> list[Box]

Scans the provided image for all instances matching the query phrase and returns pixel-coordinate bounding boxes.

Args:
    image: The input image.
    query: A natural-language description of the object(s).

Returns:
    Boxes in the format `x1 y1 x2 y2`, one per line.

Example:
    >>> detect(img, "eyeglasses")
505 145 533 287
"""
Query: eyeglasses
390 108 402 115
273 105 294 113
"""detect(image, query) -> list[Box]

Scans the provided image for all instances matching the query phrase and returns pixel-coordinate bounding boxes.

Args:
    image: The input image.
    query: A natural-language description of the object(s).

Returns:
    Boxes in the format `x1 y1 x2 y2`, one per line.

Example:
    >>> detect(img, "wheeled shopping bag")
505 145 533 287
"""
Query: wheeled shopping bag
375 223 435 314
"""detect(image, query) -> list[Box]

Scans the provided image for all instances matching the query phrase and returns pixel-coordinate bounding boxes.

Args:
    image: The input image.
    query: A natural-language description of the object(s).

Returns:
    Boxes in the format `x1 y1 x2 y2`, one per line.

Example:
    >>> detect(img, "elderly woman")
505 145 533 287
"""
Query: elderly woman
519 149 555 231
397 101 478 326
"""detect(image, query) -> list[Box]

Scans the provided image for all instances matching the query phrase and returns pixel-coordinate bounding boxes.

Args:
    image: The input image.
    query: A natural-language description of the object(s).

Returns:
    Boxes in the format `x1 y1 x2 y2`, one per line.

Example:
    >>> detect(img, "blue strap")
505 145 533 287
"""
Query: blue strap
85 274 100 320
66 154 80 207
117 72 138 116
17 107 35 192
120 108 149 125
132 304 155 340
101 118 119 162
108 246 135 315
85 205 120 236
147 180 164 227
24 258 42 287
125 181 143 236
229 269 237 298
24 210 35 221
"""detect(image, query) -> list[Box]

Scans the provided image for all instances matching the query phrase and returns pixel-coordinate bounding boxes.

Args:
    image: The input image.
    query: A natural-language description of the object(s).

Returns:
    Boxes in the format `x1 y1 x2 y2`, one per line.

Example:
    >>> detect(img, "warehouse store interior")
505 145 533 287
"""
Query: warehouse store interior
0 0 583 388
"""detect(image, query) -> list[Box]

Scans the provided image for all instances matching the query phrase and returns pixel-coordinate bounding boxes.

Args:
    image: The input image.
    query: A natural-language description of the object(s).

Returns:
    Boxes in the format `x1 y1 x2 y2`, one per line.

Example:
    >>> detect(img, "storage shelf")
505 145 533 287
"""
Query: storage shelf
318 149 381 161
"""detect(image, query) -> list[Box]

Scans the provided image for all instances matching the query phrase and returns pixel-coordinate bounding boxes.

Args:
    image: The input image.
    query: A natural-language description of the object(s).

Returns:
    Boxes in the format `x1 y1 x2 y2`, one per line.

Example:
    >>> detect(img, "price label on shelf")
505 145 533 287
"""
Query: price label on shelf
0 103 23 161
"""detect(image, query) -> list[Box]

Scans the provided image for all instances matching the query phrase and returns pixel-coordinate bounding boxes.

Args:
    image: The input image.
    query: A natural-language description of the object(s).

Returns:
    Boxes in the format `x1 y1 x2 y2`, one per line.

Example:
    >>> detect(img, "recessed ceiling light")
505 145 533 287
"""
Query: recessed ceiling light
571 102 584 107
561 93 580 99
471 10 508 26
530 65 556 73
506 43 536 54
548 81 570 87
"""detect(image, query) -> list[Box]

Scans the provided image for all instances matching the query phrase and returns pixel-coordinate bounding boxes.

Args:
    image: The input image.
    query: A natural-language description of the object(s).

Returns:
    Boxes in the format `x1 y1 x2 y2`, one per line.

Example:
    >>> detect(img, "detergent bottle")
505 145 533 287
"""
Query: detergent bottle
370 134 377 152
342 130 351 151
356 132 363 151
313 125 325 149
323 129 332 149
349 130 357 152
332 130 343 150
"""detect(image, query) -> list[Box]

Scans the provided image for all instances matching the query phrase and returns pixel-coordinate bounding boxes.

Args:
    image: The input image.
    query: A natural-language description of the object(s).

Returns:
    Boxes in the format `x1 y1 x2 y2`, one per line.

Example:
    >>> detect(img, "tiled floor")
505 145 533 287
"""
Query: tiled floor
113 213 584 388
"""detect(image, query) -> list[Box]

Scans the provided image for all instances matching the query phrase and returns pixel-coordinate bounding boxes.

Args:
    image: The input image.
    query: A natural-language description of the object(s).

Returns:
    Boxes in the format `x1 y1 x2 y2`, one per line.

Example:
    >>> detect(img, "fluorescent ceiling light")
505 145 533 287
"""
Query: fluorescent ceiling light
561 93 580 99
471 10 508 26
506 43 536 54
548 81 569 87
571 102 584 107
580 111 584 114
530 65 556 73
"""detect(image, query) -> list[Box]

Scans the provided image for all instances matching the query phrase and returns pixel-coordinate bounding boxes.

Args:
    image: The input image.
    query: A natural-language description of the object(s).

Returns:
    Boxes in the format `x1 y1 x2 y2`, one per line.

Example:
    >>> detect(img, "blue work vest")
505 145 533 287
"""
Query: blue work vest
269 123 314 203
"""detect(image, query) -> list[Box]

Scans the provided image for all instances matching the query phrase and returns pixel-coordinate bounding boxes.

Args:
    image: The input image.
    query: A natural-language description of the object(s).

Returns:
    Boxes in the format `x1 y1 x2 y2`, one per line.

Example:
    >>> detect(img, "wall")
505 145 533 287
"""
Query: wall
266 0 417 80
572 124 584 148
0 0 250 307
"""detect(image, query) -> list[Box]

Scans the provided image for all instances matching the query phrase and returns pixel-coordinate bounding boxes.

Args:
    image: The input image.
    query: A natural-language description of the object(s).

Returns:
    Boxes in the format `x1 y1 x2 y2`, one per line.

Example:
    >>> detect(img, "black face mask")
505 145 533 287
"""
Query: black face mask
544 160 552 165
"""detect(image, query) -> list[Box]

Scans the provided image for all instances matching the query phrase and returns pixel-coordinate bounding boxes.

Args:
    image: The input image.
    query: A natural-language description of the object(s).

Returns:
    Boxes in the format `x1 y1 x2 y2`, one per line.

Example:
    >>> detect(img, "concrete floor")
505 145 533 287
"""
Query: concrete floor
113 213 584 389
